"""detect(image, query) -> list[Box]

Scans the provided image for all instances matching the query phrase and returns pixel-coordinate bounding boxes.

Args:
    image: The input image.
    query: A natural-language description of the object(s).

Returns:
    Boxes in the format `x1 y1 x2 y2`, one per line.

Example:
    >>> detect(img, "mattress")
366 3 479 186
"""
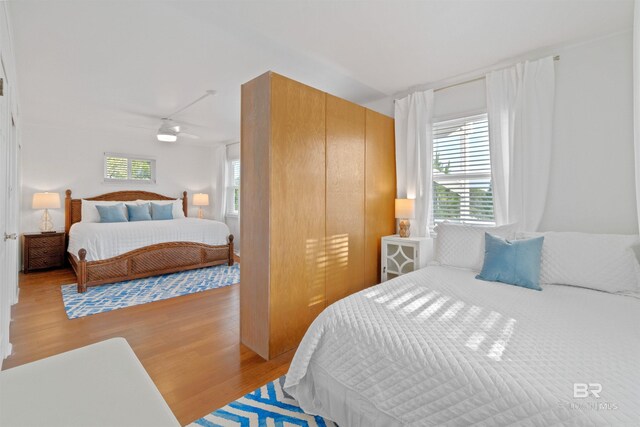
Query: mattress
68 218 230 261
284 266 640 426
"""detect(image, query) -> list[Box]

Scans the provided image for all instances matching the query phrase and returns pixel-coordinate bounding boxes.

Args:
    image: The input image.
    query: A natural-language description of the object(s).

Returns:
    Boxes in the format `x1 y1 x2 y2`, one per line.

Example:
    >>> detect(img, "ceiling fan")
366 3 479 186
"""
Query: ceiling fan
156 89 217 142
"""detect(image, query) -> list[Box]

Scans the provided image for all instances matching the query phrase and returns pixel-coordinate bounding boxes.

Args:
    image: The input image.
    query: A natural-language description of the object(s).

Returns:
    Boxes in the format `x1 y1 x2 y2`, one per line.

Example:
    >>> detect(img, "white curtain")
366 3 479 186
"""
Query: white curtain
634 0 640 231
211 144 227 221
394 89 434 237
486 56 555 231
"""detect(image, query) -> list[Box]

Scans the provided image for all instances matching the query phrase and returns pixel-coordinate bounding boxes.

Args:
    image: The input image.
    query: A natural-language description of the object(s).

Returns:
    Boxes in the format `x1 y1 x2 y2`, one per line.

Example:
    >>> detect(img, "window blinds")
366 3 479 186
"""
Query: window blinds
131 159 153 181
227 159 241 214
432 113 494 225
104 154 155 183
231 159 240 187
105 156 128 180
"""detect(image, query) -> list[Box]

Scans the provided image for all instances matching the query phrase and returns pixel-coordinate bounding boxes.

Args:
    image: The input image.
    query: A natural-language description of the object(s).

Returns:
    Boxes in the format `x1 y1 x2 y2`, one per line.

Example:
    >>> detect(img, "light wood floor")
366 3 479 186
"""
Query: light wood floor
3 263 294 426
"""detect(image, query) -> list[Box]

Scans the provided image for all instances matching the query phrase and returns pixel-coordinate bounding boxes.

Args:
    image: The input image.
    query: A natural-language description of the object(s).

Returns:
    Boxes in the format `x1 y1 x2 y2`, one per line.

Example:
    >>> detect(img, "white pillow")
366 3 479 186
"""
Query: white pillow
136 199 185 219
433 222 517 271
81 200 128 223
517 231 640 294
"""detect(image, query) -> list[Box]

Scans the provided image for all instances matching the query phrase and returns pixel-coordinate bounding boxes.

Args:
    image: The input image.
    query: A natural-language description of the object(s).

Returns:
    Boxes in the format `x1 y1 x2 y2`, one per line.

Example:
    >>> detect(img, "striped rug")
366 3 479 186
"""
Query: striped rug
189 376 338 427
61 263 239 319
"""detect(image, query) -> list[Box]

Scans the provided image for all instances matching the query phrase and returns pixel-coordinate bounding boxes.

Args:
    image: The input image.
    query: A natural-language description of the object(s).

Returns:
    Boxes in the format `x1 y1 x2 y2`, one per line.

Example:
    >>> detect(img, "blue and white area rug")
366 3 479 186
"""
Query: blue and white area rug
189 376 337 427
61 264 240 319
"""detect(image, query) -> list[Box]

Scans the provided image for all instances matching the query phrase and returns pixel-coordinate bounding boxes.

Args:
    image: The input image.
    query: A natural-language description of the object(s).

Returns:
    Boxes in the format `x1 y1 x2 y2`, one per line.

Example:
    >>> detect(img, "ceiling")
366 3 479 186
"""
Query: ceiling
8 0 634 146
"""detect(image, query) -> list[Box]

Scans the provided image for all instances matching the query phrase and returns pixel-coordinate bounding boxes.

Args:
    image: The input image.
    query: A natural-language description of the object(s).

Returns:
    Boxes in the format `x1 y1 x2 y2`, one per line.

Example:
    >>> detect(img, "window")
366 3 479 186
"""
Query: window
226 159 240 216
104 153 156 184
432 113 494 225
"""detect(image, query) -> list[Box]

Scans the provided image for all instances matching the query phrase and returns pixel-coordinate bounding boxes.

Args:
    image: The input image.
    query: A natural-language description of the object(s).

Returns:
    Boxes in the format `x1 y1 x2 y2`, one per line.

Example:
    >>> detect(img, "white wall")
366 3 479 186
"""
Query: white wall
540 32 636 234
20 125 214 233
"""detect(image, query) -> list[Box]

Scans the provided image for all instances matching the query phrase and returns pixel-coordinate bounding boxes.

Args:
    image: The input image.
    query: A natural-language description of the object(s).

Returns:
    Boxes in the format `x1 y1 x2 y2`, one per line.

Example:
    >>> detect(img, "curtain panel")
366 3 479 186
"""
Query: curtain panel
211 144 227 221
486 56 555 231
394 89 434 237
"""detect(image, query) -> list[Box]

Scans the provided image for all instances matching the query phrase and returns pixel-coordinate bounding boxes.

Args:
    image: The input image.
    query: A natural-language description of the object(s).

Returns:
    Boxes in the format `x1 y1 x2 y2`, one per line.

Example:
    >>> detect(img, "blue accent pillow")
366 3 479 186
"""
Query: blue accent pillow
476 233 545 291
127 203 151 222
150 202 173 220
96 203 128 223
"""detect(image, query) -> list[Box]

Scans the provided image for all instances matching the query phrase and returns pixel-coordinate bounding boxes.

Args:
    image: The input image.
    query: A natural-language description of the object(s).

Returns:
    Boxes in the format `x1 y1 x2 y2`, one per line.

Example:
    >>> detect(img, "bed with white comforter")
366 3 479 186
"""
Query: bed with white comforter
68 218 230 261
284 266 640 426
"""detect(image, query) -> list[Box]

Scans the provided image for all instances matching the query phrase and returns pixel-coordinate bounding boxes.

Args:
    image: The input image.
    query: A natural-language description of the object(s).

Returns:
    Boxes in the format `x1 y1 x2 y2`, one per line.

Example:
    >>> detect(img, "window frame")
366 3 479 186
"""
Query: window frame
226 158 240 217
431 111 494 226
103 152 157 184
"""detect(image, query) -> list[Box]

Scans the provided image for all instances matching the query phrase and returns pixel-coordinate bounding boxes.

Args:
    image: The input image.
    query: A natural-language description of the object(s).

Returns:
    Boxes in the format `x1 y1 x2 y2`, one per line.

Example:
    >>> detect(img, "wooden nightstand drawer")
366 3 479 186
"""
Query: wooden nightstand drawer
29 234 65 248
30 246 63 259
23 232 66 273
29 255 64 270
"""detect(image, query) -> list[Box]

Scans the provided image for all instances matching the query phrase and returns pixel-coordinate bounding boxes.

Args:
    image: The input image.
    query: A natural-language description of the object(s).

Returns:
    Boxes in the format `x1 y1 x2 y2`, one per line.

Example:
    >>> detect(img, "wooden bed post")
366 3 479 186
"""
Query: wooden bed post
228 235 235 266
77 249 88 293
182 191 188 217
65 189 72 236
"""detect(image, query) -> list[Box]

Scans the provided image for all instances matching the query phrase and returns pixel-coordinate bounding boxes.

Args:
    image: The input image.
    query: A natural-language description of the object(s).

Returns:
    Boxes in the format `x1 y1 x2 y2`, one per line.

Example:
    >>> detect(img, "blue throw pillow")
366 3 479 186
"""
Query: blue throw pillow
96 203 128 223
476 233 544 291
150 202 173 220
127 203 151 222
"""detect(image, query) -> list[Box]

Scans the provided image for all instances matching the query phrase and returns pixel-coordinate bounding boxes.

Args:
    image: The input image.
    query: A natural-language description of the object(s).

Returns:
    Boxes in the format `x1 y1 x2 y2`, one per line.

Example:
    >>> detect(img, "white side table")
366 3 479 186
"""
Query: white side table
381 235 434 281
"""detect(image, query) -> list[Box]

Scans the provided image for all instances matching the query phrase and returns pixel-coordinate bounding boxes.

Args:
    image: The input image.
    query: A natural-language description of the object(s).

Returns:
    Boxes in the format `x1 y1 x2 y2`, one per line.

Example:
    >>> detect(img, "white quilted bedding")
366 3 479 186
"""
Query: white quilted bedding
284 266 640 426
68 218 230 261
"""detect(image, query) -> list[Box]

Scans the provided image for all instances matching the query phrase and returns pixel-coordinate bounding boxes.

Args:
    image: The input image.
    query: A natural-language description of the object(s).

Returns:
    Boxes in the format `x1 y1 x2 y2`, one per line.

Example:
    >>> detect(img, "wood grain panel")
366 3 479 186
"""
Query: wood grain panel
240 72 272 359
325 95 365 305
364 109 397 287
269 73 326 358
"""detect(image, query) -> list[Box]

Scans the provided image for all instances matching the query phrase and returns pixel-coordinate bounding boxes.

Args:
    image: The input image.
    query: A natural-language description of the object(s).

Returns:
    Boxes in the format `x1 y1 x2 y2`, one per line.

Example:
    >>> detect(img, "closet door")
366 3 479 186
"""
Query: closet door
364 109 396 287
325 95 365 305
269 74 326 357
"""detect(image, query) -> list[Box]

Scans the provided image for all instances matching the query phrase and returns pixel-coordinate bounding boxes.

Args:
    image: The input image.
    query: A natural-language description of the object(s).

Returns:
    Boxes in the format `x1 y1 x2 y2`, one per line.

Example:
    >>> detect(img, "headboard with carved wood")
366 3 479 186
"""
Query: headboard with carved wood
65 189 188 236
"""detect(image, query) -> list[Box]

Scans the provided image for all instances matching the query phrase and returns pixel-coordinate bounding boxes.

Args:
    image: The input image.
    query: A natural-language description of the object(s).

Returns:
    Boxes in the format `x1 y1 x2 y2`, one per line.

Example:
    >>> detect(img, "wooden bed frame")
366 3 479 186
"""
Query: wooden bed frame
65 189 234 293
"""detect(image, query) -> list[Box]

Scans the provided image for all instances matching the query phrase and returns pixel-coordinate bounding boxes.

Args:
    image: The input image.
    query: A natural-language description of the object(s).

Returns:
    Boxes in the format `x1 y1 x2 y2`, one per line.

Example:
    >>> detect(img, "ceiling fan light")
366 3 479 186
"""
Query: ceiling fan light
157 133 177 142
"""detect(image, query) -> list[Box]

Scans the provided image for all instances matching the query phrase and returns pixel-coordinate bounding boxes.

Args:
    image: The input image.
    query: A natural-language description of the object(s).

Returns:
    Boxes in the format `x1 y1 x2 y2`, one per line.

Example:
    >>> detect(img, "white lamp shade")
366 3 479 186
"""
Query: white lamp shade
395 198 415 219
192 193 210 206
32 192 61 209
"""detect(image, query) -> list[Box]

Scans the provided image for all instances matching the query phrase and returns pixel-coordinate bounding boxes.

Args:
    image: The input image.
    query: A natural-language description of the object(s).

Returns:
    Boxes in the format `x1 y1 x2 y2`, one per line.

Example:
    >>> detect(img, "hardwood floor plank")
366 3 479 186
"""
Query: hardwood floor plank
3 263 293 425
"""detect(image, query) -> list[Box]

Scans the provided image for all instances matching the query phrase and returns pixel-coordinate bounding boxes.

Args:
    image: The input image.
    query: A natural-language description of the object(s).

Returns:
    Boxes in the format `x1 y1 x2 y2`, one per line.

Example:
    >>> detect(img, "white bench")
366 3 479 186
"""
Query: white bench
0 338 180 427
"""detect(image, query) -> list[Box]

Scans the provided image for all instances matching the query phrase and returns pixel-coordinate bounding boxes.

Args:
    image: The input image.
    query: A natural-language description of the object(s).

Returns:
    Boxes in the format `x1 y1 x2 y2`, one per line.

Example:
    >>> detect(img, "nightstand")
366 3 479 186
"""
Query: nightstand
381 235 434 282
23 232 66 273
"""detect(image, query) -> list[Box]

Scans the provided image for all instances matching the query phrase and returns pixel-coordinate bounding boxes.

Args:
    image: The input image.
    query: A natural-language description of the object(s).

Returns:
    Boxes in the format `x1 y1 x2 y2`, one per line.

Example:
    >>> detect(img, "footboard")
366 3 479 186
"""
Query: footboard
69 235 235 293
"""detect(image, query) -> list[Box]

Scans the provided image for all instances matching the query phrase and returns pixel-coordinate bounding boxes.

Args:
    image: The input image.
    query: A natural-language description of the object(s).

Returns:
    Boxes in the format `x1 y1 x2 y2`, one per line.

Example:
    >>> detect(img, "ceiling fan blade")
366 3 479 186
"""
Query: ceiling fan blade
180 132 200 140
123 123 156 131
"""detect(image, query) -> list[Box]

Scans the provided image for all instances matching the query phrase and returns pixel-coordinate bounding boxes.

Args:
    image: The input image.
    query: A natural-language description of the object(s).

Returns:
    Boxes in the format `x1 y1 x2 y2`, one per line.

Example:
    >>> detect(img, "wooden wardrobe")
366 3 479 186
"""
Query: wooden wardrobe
240 72 395 360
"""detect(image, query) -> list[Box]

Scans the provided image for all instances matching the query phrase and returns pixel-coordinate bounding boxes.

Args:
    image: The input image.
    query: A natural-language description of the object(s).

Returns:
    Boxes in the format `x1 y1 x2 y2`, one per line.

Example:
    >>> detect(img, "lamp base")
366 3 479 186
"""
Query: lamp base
197 207 204 219
399 219 411 238
39 209 54 233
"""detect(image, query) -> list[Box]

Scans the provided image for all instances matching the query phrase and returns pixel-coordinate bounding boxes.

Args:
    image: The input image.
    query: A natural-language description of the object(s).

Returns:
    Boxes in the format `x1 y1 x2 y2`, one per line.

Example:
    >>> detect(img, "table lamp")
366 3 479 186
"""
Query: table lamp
395 198 415 238
193 193 209 219
32 192 61 233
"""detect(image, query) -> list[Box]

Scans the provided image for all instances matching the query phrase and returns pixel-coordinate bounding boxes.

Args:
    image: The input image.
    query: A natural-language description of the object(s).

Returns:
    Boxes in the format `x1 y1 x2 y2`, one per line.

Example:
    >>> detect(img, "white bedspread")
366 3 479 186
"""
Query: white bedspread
285 266 640 426
68 218 230 261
